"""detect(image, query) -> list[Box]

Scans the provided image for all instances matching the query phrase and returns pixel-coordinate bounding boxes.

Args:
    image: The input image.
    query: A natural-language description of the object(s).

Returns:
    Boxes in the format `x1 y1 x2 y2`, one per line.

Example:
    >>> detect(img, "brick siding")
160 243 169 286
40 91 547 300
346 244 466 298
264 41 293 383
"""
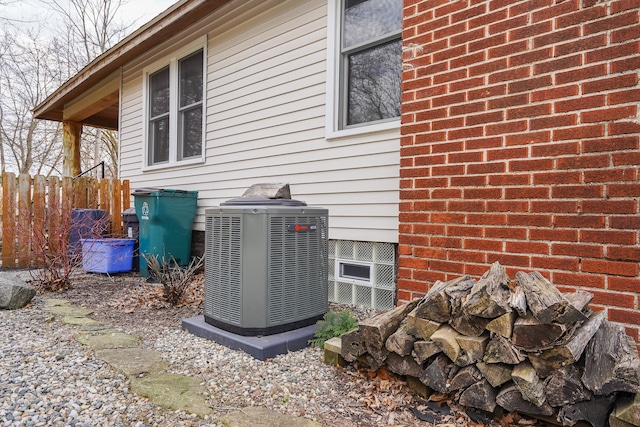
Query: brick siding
400 0 640 340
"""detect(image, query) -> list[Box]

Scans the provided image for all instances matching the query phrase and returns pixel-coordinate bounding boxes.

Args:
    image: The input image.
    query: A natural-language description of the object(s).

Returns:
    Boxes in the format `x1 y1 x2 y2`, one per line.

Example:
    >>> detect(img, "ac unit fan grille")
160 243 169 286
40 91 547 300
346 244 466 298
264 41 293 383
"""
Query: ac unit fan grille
267 215 328 326
205 215 242 326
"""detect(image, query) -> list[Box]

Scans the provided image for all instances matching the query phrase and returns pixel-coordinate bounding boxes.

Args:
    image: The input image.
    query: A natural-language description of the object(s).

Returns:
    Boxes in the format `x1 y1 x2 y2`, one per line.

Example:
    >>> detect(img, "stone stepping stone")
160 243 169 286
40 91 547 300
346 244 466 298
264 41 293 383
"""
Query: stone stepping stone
47 305 94 317
77 331 140 350
95 347 169 377
44 298 71 307
61 316 104 326
79 323 112 331
130 372 212 417
220 407 321 427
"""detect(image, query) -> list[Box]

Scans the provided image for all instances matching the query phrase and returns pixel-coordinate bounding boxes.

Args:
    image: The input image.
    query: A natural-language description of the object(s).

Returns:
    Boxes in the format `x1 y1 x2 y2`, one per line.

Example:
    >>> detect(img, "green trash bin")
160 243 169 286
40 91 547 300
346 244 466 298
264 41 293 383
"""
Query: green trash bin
133 188 198 277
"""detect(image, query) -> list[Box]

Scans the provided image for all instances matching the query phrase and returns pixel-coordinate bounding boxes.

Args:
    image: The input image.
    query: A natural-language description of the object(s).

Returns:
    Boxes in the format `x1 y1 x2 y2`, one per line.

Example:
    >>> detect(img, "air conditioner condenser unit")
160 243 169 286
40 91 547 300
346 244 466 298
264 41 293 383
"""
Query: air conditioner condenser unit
204 198 328 336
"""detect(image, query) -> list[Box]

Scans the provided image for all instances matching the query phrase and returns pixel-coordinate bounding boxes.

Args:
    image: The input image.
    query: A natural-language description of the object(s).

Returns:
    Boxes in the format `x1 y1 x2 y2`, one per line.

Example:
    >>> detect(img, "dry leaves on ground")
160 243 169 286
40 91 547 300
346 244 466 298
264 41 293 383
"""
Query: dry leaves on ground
49 271 555 427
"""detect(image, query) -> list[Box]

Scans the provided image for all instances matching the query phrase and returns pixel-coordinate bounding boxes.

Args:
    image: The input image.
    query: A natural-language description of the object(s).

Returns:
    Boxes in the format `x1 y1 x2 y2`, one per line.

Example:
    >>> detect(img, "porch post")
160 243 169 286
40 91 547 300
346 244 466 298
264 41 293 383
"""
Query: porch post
63 120 82 177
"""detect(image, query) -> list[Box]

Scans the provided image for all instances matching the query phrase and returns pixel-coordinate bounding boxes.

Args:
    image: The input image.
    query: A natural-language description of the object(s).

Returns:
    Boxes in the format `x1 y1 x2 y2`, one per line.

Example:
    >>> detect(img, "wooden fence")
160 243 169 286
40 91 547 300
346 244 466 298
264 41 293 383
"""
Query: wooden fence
1 172 130 268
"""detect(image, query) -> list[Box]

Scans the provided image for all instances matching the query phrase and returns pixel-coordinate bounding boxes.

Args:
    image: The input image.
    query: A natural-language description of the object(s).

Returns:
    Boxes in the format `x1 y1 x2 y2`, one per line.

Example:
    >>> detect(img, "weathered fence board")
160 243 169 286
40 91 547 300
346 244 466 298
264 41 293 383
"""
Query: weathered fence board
0 172 131 268
33 175 46 267
2 175 16 267
112 179 122 236
99 178 109 219
48 176 61 255
17 174 31 267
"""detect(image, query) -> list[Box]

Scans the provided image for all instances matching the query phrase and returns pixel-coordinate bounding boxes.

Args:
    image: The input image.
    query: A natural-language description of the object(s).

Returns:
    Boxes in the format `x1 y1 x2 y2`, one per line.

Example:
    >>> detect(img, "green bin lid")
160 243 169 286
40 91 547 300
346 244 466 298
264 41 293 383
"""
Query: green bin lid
132 188 198 198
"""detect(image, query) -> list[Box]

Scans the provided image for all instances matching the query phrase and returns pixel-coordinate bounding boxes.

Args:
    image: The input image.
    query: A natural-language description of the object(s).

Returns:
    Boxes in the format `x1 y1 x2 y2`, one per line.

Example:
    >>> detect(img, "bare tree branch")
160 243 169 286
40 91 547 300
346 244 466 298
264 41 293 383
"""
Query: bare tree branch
1 0 139 175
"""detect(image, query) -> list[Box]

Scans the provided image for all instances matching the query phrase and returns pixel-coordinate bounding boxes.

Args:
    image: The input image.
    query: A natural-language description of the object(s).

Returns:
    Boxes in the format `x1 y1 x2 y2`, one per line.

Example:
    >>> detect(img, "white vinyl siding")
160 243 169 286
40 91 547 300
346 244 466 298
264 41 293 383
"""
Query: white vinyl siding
119 0 400 244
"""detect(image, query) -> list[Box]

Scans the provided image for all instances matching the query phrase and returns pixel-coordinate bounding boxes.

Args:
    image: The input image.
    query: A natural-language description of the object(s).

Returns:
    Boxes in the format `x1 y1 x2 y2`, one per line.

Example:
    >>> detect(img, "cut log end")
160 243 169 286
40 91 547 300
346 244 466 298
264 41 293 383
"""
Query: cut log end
458 379 498 413
343 263 640 426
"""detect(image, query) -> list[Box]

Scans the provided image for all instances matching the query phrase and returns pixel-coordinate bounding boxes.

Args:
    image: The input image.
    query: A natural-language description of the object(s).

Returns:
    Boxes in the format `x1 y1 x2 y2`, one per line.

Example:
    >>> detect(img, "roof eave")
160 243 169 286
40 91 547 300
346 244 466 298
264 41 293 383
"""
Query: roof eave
33 0 230 123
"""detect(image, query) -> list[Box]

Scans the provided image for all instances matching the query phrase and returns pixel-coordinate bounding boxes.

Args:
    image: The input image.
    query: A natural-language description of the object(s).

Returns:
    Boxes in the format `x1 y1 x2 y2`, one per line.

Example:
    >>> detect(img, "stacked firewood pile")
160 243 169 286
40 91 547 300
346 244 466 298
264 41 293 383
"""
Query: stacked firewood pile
340 262 640 426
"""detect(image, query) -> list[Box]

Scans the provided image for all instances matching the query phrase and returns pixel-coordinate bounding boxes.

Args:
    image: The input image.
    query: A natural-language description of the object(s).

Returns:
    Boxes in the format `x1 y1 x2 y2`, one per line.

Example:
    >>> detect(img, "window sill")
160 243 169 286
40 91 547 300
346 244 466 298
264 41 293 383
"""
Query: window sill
141 157 205 173
325 119 400 141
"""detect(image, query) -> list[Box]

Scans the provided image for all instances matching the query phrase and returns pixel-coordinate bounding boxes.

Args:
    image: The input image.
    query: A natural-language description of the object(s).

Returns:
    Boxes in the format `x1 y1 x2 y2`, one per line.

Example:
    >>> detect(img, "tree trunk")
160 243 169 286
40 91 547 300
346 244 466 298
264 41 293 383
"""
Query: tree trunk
486 311 516 339
406 308 440 340
544 364 593 407
456 334 489 367
476 361 512 388
341 328 366 362
420 353 459 393
512 316 568 351
449 365 483 391
412 340 441 364
385 321 415 356
430 324 463 365
449 313 490 337
414 276 472 322
484 334 526 364
528 311 605 378
558 393 617 427
512 361 546 407
386 352 421 377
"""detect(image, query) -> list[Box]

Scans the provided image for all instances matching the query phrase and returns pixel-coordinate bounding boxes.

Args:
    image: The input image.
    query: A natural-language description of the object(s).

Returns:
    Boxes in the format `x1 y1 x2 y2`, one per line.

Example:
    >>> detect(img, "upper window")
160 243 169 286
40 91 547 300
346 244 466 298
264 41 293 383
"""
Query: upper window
145 43 205 167
338 0 402 130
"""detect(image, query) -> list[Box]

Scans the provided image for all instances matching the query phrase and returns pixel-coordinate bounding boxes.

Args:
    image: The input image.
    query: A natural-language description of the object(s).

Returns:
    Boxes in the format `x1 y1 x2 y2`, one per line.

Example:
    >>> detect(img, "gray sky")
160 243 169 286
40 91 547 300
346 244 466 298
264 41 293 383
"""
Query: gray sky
0 0 176 31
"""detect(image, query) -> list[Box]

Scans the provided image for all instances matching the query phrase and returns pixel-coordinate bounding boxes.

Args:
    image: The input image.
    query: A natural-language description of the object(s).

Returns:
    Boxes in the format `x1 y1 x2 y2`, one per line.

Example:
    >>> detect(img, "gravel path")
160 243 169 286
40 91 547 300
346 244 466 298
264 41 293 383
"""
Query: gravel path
1 302 181 426
0 273 422 427
1 272 551 426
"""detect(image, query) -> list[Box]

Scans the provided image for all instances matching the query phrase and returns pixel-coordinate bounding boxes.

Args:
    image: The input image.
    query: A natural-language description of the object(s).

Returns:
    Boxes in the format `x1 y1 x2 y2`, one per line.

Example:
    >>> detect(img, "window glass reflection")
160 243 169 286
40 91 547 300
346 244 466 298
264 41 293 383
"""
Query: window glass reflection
347 40 402 125
344 0 402 48
180 107 202 159
147 48 204 165
150 117 169 163
149 66 170 117
179 51 203 108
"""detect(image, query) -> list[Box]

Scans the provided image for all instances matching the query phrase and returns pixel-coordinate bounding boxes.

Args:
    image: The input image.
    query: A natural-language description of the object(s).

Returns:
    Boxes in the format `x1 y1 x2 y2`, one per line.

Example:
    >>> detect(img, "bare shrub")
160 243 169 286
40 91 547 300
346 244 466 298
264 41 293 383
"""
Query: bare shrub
141 254 203 306
28 208 80 293
28 208 107 293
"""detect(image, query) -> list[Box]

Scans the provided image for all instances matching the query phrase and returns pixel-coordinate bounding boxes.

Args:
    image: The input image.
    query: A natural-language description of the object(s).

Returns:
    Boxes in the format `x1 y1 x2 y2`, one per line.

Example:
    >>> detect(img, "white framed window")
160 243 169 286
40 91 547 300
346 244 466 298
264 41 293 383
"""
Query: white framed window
336 259 373 285
143 37 206 169
326 0 402 138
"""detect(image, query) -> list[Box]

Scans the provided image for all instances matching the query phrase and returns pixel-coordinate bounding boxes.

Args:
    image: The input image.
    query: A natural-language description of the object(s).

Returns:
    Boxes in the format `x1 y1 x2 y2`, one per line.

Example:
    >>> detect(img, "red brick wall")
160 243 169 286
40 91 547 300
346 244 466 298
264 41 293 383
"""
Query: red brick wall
400 0 640 338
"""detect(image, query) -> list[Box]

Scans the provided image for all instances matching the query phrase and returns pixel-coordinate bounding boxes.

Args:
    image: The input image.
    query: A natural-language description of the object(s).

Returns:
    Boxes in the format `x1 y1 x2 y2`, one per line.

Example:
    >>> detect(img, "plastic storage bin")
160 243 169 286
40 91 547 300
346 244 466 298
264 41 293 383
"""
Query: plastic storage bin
122 207 139 271
132 188 198 277
69 209 108 256
81 238 135 273
122 207 139 239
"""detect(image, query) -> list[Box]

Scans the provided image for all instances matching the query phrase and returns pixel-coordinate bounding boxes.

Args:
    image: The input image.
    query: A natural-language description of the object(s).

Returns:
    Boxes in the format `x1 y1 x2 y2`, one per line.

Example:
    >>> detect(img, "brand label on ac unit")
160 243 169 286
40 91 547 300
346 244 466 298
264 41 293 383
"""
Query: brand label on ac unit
287 223 317 233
